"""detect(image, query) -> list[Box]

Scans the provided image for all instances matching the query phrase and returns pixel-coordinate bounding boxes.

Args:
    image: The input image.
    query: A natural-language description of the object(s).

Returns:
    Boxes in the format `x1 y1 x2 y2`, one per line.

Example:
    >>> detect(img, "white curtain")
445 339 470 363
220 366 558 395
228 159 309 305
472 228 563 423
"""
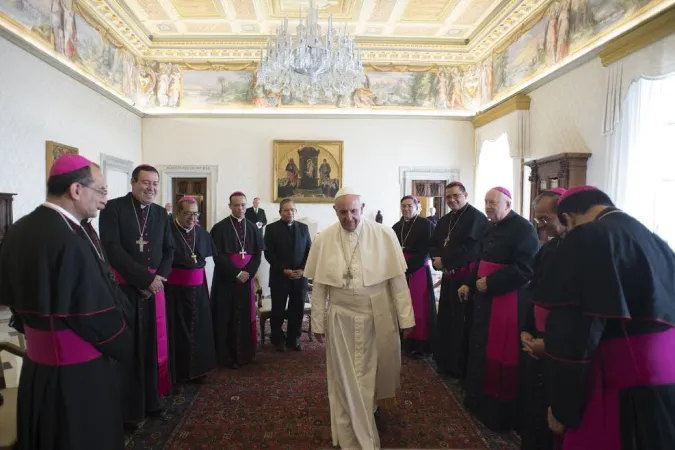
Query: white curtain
608 71 675 245
474 133 515 214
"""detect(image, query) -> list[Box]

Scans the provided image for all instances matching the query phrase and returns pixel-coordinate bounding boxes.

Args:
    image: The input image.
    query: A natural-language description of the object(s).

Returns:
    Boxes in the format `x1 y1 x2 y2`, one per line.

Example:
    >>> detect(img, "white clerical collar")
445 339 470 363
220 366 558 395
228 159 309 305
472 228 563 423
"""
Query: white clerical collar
175 218 194 233
232 215 244 222
42 202 80 226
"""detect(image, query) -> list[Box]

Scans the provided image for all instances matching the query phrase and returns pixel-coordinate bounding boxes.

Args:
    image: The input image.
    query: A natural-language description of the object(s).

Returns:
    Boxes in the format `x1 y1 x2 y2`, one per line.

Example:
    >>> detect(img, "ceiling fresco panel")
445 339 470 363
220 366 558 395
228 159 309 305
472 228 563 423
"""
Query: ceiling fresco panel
169 0 222 17
368 0 396 21
232 0 258 19
401 0 452 22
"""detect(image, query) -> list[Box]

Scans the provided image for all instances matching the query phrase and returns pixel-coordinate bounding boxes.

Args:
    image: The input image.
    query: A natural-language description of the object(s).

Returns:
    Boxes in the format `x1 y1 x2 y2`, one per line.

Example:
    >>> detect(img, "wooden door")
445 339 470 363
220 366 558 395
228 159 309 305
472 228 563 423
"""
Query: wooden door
172 178 208 229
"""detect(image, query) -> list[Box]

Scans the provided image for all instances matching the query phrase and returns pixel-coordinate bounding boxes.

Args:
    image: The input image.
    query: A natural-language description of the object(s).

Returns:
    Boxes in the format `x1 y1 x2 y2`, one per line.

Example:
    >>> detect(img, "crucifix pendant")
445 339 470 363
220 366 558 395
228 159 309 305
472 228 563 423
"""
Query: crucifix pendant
136 237 148 252
343 269 354 287
239 248 246 259
444 235 451 247
190 253 197 264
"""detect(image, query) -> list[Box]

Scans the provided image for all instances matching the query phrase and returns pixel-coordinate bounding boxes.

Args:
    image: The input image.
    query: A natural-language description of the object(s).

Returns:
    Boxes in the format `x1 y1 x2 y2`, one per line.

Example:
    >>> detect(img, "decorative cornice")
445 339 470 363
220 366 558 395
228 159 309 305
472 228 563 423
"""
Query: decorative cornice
472 94 530 128
598 4 675 66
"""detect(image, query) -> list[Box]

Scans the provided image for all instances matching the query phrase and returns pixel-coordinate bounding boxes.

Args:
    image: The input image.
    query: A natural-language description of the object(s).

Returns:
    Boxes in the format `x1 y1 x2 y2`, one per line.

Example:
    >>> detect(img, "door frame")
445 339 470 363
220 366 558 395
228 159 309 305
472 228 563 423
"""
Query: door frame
156 165 219 229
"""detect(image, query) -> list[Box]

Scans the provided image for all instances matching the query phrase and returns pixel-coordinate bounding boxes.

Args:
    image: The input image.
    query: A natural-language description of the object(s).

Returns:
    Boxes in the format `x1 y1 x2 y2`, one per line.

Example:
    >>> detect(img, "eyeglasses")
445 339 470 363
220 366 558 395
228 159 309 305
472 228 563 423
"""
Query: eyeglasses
181 212 200 218
533 216 551 225
82 184 108 196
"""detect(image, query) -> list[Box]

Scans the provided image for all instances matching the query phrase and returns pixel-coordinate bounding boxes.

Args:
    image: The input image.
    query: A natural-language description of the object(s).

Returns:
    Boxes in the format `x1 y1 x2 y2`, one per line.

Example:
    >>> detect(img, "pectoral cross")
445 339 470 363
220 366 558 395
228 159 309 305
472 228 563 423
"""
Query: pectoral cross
190 253 197 264
136 237 148 252
239 248 246 259
343 269 354 287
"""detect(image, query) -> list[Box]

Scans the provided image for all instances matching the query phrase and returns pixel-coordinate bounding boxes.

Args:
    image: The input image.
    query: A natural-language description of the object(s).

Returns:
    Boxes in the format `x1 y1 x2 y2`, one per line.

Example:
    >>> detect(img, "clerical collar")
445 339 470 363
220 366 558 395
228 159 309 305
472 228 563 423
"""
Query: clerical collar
42 202 80 227
231 215 244 222
403 214 418 222
175 218 194 233
286 221 294 227
131 194 150 209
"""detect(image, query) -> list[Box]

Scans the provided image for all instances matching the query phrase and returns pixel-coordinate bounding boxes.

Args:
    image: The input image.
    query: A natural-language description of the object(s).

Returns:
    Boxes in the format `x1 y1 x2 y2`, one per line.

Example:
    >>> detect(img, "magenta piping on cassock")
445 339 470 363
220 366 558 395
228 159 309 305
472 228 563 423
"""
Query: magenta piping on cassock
478 260 520 400
444 261 476 280
226 253 258 347
25 326 101 366
534 305 550 333
111 267 171 397
167 267 206 287
403 253 431 340
562 327 675 450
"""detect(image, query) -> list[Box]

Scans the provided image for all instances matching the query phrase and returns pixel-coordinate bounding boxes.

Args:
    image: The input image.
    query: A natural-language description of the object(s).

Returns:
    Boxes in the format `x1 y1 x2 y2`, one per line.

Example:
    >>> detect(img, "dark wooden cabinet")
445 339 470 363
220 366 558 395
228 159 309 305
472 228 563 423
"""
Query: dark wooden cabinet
525 153 590 233
0 193 16 245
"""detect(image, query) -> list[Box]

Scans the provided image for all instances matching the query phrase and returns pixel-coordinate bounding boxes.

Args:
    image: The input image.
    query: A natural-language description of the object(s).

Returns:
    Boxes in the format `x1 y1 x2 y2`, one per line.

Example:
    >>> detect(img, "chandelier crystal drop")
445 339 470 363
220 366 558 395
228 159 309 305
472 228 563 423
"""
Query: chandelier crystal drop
256 0 366 102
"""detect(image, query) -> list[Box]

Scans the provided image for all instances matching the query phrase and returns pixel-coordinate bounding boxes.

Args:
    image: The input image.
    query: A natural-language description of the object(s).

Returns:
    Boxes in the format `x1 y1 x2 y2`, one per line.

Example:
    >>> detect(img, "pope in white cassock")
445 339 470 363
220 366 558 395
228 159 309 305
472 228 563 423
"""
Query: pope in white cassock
305 187 416 450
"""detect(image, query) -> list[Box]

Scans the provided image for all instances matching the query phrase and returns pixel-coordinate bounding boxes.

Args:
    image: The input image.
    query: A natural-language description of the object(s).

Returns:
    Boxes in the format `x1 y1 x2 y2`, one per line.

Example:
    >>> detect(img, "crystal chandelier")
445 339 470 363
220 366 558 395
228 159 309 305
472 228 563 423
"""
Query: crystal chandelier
256 0 366 102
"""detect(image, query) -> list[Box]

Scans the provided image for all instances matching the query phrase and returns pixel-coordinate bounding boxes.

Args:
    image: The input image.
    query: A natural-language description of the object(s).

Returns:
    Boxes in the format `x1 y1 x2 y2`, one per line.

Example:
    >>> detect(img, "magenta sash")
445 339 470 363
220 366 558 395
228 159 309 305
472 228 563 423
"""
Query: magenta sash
534 305 550 333
167 267 206 287
478 260 519 400
227 253 258 347
25 326 101 365
404 253 431 340
563 327 675 450
444 262 476 280
111 267 171 397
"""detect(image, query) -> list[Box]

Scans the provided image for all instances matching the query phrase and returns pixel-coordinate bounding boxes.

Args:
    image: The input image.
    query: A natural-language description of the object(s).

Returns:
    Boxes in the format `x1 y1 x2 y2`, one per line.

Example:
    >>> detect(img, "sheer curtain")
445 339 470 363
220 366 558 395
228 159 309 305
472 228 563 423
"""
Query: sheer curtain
608 71 675 246
474 133 514 214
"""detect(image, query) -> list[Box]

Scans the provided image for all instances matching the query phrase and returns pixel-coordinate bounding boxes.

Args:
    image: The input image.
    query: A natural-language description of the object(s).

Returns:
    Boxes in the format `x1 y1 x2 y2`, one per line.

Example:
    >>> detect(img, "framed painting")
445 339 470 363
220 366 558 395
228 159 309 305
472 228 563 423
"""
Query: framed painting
273 140 343 203
46 140 79 178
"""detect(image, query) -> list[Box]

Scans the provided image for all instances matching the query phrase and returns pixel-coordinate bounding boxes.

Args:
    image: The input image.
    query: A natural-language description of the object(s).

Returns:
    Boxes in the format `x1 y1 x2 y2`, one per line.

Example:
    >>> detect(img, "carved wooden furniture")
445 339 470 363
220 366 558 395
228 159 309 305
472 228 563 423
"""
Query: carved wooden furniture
525 153 591 220
0 194 16 246
257 280 312 345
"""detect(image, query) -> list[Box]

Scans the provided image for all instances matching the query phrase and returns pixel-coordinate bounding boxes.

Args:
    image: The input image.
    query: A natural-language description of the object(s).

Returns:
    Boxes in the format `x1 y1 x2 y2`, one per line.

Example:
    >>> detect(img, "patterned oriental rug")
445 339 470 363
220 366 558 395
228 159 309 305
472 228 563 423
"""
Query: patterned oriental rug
125 335 519 449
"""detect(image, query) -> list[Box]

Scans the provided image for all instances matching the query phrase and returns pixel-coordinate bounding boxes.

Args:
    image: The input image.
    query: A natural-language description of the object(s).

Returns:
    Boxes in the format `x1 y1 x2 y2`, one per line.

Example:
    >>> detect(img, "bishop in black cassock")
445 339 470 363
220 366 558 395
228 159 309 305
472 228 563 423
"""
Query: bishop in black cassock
0 156 131 450
460 187 538 432
430 181 488 379
520 188 566 450
210 192 264 368
535 187 675 450
393 196 436 357
166 196 217 383
99 165 175 427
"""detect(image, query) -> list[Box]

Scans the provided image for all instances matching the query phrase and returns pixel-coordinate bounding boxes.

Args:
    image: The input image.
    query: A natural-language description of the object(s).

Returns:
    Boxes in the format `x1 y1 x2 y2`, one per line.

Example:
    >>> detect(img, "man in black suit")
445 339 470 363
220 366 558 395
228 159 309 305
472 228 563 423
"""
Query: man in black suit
245 197 267 230
264 199 312 352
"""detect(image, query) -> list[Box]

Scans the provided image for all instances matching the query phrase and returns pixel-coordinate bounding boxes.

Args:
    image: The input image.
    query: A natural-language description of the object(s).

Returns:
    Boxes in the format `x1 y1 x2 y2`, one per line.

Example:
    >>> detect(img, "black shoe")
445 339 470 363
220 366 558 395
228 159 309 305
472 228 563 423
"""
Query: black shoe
374 407 381 422
147 407 165 417
123 421 141 432
275 342 286 352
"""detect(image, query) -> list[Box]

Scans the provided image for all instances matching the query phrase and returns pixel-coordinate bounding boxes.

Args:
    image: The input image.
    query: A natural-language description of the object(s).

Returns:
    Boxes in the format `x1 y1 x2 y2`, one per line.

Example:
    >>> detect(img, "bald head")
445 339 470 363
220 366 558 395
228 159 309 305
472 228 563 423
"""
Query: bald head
485 188 512 222
333 194 364 232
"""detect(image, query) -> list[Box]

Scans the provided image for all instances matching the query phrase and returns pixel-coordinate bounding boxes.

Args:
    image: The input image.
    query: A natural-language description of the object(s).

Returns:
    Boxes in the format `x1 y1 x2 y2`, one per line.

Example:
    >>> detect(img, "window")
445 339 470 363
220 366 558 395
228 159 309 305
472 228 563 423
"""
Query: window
475 133 514 214
617 72 675 247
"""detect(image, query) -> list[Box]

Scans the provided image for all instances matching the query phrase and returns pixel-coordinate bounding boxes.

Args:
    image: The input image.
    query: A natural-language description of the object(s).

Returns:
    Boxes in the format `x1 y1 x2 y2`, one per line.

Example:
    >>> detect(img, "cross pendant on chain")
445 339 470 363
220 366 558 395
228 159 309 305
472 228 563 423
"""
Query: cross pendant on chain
190 253 197 264
343 269 354 287
136 236 149 252
239 248 246 259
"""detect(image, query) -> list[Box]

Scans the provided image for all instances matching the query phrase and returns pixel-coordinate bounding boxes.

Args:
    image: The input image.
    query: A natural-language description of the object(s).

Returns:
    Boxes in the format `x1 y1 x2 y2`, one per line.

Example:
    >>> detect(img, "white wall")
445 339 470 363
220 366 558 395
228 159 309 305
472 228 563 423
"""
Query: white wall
0 37 142 220
528 32 675 188
142 117 474 231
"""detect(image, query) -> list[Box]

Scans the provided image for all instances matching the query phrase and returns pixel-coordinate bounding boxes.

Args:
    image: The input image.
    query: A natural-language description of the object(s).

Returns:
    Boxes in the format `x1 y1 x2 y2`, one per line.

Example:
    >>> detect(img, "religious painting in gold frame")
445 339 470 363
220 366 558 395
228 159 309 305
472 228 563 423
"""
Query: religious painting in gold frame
273 140 343 203
46 140 79 178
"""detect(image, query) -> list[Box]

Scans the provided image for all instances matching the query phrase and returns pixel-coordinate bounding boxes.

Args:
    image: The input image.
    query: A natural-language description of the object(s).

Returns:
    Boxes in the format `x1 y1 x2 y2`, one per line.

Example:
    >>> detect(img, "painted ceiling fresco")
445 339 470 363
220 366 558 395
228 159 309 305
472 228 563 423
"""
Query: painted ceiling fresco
0 0 671 114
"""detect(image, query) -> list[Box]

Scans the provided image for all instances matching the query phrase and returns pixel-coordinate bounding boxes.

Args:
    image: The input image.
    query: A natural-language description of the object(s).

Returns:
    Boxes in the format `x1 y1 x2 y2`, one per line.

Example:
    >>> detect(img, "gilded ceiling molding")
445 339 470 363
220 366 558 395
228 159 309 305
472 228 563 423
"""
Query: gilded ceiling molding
598 4 675 66
181 62 259 71
472 94 531 129
365 63 440 72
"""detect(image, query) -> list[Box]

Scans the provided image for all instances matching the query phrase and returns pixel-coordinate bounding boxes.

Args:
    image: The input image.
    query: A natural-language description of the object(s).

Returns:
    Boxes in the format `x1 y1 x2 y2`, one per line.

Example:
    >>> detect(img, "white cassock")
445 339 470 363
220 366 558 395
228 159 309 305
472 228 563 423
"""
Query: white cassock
305 219 415 450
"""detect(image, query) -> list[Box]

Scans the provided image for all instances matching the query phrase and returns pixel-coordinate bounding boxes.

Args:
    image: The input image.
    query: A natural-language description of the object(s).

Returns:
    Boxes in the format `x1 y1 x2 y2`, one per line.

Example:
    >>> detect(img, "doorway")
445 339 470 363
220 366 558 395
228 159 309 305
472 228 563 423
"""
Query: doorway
172 178 208 229
411 180 447 218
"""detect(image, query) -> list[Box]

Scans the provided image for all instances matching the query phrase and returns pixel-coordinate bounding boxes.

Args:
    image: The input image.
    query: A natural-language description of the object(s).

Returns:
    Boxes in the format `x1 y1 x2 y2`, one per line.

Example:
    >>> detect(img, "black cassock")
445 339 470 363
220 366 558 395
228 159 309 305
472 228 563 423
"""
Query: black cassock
463 210 538 432
99 192 175 424
429 203 488 378
210 216 264 367
166 222 217 382
520 236 562 450
535 208 675 450
392 215 437 355
0 206 131 450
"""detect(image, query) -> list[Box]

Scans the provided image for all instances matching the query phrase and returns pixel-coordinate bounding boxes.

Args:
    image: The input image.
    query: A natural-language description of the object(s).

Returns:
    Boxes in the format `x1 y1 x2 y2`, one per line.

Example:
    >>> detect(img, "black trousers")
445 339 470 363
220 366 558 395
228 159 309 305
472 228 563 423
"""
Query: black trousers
270 280 306 346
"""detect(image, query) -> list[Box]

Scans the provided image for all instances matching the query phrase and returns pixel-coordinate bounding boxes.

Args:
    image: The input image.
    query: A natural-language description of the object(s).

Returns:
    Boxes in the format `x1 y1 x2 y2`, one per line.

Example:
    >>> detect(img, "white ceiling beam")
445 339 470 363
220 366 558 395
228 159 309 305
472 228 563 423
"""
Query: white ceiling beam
354 0 376 34
383 0 408 35
436 0 473 36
